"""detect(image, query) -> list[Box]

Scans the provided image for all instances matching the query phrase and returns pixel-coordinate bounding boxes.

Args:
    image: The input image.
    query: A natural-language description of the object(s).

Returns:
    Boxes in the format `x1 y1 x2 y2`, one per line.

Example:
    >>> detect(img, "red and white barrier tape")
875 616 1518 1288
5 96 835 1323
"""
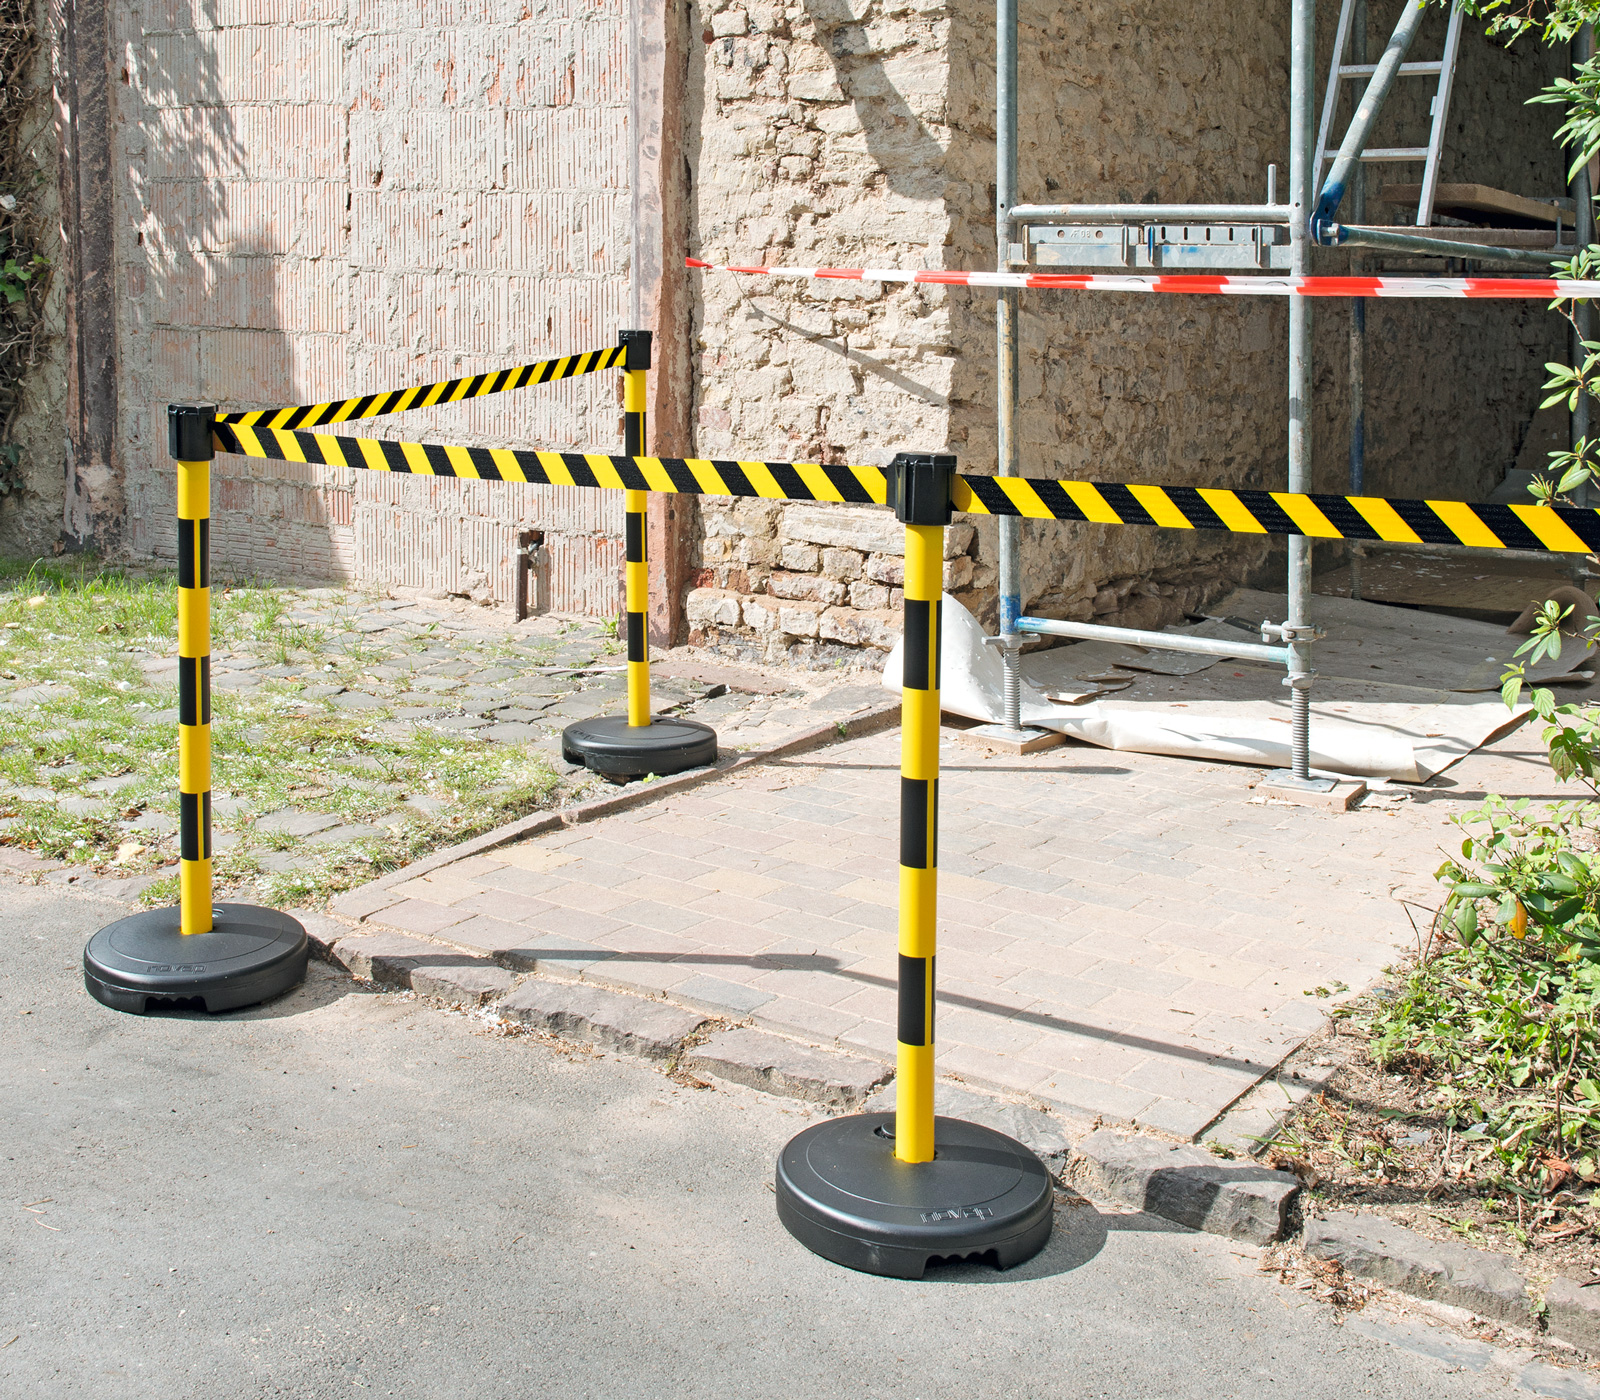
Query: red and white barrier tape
685 258 1600 299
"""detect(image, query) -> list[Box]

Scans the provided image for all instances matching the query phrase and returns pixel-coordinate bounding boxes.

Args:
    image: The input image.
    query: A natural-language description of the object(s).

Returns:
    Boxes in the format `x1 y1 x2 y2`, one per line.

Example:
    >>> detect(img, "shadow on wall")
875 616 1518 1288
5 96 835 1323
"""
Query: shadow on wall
801 0 948 200
701 0 954 458
131 0 348 585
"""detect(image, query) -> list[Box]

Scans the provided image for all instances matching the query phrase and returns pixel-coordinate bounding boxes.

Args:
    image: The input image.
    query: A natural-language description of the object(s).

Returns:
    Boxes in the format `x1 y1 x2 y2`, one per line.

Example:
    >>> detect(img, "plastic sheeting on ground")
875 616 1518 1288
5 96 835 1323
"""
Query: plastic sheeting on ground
883 590 1596 782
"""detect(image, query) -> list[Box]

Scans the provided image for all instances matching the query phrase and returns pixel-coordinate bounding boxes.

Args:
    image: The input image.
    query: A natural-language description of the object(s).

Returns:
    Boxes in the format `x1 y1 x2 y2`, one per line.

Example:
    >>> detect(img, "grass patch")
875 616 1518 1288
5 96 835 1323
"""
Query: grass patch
0 556 598 905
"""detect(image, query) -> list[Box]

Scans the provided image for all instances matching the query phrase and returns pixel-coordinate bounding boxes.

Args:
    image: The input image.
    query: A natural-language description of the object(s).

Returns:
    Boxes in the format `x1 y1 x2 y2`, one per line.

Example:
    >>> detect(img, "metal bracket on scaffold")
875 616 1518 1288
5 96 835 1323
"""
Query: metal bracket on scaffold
774 450 1055 1280
559 329 720 782
83 404 310 1016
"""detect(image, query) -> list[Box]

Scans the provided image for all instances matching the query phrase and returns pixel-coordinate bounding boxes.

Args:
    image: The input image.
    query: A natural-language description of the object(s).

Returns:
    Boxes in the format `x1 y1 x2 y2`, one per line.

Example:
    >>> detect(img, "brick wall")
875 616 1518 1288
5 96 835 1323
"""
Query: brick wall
110 0 632 610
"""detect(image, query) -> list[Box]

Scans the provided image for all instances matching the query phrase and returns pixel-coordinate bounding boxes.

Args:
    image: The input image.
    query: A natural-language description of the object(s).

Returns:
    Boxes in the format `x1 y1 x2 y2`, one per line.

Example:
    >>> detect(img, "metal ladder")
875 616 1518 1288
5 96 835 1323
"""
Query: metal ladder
1314 0 1465 228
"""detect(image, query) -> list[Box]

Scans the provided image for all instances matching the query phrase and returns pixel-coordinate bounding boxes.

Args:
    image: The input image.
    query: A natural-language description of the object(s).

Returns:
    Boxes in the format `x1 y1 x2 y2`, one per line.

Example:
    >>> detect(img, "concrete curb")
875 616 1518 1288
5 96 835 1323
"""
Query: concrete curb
1304 1210 1534 1327
329 699 902 917
1066 1128 1301 1245
498 978 709 1061
313 917 1335 1250
680 1026 891 1108
1304 1208 1600 1353
304 916 1600 1345
318 924 893 1108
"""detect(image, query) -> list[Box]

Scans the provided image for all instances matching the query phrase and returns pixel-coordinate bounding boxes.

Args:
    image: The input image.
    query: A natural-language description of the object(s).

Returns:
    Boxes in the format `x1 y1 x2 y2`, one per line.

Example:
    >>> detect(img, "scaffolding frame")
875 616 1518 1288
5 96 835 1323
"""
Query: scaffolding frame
992 0 1581 784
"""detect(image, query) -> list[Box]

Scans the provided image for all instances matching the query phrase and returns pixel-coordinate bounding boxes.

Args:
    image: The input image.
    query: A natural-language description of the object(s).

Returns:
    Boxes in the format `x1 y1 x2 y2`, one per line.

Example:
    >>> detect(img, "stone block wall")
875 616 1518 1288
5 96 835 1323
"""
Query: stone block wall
684 0 1573 665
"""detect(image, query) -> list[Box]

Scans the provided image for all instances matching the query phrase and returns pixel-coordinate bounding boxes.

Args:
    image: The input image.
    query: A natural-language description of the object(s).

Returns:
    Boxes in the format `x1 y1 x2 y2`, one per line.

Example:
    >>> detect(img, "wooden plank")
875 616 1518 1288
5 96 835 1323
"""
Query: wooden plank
1381 183 1570 228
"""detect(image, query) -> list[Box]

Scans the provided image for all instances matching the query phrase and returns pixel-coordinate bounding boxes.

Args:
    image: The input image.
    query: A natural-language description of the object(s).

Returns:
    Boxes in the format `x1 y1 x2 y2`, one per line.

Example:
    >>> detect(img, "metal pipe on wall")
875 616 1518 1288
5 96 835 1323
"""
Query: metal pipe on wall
1016 616 1293 667
1331 223 1567 266
1348 0 1367 602
1009 203 1293 223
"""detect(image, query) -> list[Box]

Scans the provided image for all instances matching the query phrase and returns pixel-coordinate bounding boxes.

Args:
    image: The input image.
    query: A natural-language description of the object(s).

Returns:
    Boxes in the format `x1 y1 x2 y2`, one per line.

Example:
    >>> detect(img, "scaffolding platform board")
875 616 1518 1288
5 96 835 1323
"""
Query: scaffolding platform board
1380 183 1571 230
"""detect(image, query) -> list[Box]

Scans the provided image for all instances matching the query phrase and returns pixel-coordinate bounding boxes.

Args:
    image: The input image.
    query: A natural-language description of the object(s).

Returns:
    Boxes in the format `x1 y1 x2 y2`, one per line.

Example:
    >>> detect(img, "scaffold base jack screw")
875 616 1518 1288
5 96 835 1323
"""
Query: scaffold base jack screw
561 715 719 781
775 1112 1054 1279
83 903 309 1015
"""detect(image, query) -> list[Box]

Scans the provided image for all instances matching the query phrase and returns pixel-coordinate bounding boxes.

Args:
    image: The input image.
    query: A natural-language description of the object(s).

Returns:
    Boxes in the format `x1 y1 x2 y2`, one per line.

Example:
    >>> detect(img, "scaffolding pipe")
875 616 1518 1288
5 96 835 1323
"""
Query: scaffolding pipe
1289 0 1316 783
1329 223 1566 267
1016 616 1292 667
1009 203 1292 224
996 0 1026 732
1312 0 1428 241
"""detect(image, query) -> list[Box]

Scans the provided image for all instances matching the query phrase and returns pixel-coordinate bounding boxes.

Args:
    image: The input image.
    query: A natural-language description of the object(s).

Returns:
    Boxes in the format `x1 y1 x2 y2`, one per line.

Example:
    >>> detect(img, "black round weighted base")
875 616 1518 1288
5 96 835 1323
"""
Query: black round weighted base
83 903 309 1015
775 1112 1053 1279
561 714 719 780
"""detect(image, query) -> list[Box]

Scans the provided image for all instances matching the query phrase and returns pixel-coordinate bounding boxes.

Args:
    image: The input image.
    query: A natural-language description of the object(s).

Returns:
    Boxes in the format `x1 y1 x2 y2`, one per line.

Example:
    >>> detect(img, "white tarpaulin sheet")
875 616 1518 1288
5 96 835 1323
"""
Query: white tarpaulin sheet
883 591 1596 783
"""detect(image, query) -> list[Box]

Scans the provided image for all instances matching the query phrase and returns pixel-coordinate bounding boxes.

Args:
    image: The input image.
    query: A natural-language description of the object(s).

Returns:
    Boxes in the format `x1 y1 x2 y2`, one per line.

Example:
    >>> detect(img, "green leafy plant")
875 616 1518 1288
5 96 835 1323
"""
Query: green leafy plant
1379 597 1600 1190
0 250 42 307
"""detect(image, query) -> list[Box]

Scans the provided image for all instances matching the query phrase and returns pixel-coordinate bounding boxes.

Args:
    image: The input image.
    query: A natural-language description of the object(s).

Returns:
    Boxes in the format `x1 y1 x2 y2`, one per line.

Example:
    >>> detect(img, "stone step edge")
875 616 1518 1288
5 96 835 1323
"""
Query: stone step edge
1302 1207 1600 1357
302 914 1313 1250
305 915 891 1108
1065 1127 1302 1247
328 700 904 921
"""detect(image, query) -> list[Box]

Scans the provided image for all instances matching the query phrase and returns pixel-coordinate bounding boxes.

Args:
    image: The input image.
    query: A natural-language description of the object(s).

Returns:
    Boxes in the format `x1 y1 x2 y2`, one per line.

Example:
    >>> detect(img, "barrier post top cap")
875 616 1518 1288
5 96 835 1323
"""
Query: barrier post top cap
618 329 652 371
887 451 956 526
168 403 217 462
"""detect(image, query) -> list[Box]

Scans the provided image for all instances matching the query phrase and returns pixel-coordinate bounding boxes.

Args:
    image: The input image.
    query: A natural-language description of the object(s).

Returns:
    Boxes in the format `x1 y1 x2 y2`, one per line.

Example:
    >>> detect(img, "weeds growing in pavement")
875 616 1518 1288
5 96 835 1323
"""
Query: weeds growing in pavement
0 557 579 906
1279 596 1600 1217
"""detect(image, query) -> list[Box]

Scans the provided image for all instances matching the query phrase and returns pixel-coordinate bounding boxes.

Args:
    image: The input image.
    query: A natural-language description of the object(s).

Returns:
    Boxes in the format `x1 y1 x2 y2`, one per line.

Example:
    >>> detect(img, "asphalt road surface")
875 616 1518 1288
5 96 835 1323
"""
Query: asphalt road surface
2 883 1591 1399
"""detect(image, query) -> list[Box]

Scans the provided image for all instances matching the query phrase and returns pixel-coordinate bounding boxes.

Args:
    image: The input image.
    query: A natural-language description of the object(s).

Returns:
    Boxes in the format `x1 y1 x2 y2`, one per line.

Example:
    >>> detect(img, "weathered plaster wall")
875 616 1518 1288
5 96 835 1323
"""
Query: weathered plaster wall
685 0 1573 664
0 0 68 559
111 0 632 609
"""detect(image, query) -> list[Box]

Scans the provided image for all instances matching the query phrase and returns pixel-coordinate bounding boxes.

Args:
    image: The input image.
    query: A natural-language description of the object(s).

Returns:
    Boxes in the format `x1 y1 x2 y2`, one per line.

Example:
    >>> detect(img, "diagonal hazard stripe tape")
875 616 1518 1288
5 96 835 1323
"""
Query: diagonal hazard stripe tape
951 475 1600 554
212 423 1600 554
212 346 626 431
212 424 889 506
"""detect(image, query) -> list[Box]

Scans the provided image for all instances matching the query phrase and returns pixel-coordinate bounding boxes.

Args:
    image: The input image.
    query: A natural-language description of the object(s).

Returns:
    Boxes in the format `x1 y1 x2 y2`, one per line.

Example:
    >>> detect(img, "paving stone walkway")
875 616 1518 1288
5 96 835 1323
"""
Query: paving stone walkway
342 713 1572 1140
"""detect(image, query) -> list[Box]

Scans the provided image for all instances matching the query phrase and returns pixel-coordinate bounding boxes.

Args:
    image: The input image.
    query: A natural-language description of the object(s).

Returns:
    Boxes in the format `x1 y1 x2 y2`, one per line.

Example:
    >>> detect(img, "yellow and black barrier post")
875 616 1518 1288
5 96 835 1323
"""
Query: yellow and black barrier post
623 333 652 729
83 405 310 1016
176 415 212 934
773 452 1054 1280
559 330 719 782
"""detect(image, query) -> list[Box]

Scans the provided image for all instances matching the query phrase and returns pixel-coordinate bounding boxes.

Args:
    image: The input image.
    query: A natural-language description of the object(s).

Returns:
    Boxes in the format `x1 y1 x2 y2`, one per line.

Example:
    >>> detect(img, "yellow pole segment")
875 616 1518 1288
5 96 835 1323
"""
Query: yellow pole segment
175 449 213 936
895 519 944 1164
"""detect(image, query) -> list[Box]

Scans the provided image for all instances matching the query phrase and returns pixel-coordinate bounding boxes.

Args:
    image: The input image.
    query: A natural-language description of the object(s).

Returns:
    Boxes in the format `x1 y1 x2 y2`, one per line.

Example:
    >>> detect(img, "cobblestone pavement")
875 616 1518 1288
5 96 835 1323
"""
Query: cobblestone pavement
343 712 1571 1140
190 589 893 766
0 580 893 905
